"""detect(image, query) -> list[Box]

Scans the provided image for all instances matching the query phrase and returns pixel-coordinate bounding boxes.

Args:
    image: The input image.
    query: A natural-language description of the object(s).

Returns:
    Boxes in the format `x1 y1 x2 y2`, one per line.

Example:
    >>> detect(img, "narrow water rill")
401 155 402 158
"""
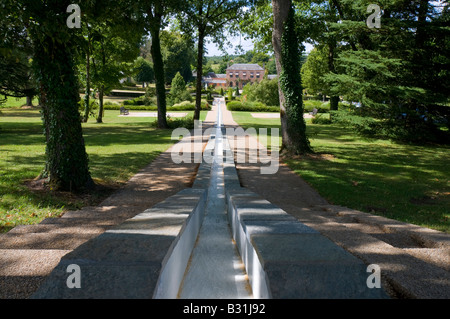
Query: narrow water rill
178 99 253 299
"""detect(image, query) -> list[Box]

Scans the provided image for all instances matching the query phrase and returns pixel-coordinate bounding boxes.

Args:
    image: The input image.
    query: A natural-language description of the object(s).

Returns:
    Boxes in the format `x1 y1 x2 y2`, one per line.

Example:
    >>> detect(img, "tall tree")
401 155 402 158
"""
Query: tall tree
90 26 141 123
272 0 312 154
179 0 248 120
0 12 36 106
161 30 195 85
139 1 183 129
323 0 450 141
3 0 94 191
134 56 155 87
77 2 144 123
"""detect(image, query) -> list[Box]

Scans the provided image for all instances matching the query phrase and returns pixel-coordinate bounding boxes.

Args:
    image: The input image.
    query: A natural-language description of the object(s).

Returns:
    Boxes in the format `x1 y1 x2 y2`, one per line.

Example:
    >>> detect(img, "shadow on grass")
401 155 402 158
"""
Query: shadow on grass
87 150 163 182
82 124 174 147
0 110 42 118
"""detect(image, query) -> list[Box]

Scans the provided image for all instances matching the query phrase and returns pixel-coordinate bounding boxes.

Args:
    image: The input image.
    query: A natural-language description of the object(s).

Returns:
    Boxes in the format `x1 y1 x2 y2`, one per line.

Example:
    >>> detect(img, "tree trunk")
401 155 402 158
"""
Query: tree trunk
328 40 339 111
97 85 104 123
194 29 205 121
272 0 290 146
272 0 312 154
150 26 168 129
83 49 90 122
33 35 93 191
26 95 33 107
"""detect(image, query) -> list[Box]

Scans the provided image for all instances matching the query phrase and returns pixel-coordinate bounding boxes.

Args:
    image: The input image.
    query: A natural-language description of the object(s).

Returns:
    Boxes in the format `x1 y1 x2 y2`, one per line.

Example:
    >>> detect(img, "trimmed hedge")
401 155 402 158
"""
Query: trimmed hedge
227 101 279 112
103 100 211 111
104 104 157 111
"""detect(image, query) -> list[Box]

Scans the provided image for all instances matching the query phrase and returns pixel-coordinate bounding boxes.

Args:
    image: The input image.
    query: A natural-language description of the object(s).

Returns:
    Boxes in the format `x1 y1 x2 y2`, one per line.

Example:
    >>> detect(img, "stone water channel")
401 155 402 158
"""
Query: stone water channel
177 98 253 298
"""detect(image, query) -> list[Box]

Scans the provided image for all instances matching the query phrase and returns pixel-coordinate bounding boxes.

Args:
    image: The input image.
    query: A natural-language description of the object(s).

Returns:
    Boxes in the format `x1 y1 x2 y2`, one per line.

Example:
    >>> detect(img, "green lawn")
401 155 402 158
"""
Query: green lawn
232 111 450 233
0 108 206 232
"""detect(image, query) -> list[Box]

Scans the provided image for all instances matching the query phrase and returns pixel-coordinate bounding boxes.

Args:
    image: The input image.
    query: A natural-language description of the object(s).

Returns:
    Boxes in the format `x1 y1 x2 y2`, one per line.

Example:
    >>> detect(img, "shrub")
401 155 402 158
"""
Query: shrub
311 114 332 124
227 88 233 101
78 99 99 118
170 72 192 105
242 78 280 106
150 116 195 130
104 99 211 112
104 104 157 111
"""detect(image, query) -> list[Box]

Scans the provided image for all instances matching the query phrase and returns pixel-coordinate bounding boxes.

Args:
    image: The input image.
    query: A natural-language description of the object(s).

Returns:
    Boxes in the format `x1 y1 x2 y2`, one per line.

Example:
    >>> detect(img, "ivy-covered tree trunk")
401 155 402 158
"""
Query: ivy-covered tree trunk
272 0 312 154
33 35 93 191
194 28 205 121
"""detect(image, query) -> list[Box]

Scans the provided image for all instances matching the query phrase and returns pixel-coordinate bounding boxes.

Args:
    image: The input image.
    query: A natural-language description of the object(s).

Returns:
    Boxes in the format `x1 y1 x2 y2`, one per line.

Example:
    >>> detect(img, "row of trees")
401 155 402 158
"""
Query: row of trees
0 0 254 191
245 0 449 147
5 0 446 191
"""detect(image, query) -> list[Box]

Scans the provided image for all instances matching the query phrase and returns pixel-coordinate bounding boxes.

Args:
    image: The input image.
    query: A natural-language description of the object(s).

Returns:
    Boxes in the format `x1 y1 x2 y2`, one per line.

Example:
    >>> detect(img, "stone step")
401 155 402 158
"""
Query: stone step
0 232 98 250
60 205 140 221
7 223 109 235
39 217 118 227
296 211 450 299
317 204 450 249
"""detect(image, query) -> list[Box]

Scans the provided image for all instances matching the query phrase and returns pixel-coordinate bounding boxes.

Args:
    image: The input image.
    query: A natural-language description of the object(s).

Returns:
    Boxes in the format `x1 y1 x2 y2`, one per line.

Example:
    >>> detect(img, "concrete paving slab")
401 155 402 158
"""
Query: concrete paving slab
108 214 189 236
250 234 388 299
243 220 319 237
233 203 298 222
251 234 360 264
32 259 162 299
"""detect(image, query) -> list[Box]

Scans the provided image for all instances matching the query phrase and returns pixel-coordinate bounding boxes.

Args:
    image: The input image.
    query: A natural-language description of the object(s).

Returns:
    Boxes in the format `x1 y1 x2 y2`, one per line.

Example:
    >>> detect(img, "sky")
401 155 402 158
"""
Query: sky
205 34 313 57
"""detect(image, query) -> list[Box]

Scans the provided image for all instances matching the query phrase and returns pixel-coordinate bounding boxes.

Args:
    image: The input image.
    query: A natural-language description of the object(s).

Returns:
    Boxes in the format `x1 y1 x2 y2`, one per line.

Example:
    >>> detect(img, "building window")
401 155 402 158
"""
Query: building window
229 73 233 78
256 73 260 78
250 73 254 78
229 81 233 87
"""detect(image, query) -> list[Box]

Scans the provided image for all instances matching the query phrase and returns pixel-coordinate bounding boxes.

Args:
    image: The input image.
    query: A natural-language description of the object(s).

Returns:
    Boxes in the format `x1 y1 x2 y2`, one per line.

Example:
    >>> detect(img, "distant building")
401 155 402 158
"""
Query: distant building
194 63 276 90
226 64 265 89
203 72 227 89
